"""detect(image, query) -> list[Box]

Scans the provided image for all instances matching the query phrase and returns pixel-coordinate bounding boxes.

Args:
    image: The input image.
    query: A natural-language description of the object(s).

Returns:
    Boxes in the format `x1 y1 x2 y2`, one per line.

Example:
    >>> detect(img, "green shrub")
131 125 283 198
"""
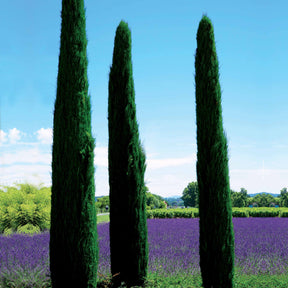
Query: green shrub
172 209 193 218
146 210 153 219
17 224 40 235
193 210 199 217
159 210 174 218
248 208 279 217
147 209 175 218
232 209 249 217
147 208 196 219
0 184 51 234
3 227 13 236
146 207 288 219
280 210 288 217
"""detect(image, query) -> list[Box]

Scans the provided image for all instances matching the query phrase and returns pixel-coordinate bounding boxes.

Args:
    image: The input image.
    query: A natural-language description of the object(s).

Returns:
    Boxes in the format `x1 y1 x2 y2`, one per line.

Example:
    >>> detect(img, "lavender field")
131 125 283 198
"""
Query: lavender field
0 232 50 287
99 218 288 276
1 218 288 286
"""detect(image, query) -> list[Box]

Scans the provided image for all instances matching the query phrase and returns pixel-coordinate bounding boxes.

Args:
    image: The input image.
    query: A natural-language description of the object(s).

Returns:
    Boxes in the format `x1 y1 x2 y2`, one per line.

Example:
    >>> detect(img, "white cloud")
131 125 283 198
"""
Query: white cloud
147 154 196 170
230 168 288 194
2 128 288 198
94 167 109 197
144 154 197 197
145 166 197 197
91 148 197 197
36 128 53 144
94 146 108 167
8 128 22 144
0 132 52 186
93 148 196 171
0 164 51 187
0 130 7 145
0 148 51 165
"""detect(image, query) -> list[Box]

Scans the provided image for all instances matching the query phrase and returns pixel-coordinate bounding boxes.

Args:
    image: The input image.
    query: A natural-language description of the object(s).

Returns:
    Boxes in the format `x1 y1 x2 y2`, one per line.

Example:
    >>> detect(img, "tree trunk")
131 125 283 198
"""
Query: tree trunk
195 15 235 288
50 1 98 287
108 21 148 287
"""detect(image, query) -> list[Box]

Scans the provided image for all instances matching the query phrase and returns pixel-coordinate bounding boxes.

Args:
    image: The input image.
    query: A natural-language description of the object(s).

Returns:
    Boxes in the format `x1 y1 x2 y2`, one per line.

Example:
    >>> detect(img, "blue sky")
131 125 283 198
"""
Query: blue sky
1 0 288 197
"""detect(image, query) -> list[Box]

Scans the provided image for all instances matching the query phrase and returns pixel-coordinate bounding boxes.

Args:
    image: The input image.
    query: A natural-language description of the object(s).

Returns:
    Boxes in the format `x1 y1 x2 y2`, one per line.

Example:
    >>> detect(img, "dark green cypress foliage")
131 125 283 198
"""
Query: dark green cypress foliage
195 15 235 288
108 21 148 288
50 0 98 287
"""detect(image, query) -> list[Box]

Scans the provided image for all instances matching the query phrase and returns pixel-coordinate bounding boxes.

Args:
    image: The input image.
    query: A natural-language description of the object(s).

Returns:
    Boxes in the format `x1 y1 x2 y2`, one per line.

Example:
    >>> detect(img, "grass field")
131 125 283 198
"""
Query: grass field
97 273 288 288
97 213 110 224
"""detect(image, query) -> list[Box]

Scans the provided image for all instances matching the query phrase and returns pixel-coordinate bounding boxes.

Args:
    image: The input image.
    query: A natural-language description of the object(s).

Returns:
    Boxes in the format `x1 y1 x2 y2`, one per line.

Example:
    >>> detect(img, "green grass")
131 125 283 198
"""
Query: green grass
97 214 110 224
97 272 288 287
1 271 287 288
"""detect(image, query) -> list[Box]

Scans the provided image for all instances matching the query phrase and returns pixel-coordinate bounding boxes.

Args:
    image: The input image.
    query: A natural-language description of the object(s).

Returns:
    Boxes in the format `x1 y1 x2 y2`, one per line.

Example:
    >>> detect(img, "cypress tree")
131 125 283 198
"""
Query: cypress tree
195 15 235 288
108 21 148 287
50 0 98 287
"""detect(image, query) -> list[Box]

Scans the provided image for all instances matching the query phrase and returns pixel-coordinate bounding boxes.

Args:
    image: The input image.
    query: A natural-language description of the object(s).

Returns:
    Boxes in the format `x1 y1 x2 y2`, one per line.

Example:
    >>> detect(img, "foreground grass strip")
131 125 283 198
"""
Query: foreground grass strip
97 214 110 224
97 273 288 288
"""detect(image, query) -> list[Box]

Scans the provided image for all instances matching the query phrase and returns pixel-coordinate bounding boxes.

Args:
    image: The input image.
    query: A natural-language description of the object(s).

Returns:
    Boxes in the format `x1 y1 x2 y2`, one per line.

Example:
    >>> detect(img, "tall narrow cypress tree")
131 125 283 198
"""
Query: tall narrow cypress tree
108 21 148 288
50 0 98 287
195 15 235 288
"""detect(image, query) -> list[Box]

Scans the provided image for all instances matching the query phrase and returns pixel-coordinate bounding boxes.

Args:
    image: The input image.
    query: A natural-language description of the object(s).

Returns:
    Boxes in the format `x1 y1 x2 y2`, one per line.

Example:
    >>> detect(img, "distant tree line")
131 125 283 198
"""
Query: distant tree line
164 197 184 207
181 182 288 208
96 186 167 212
145 187 167 210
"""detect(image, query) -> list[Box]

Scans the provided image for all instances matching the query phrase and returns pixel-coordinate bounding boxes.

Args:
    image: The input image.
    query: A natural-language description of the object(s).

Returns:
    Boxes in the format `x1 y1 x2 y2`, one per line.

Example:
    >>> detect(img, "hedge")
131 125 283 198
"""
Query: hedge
146 207 288 219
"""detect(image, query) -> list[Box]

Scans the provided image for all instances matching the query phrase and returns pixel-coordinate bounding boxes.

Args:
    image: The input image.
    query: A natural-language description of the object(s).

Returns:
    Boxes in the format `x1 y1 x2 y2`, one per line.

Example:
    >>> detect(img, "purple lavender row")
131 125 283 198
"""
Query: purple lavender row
88 218 288 276
1 218 288 280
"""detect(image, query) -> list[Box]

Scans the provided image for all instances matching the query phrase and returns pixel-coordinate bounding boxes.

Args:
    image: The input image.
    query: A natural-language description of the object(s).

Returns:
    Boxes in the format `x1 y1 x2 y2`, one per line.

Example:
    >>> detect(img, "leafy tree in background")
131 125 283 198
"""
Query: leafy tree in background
271 196 280 206
252 193 278 207
96 189 166 212
240 188 247 194
164 197 184 207
96 196 110 212
195 15 235 288
50 0 98 287
146 191 167 209
144 186 166 209
230 188 248 207
281 188 288 195
181 182 199 207
280 188 288 207
281 195 288 207
231 192 245 207
108 21 148 287
239 188 248 206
